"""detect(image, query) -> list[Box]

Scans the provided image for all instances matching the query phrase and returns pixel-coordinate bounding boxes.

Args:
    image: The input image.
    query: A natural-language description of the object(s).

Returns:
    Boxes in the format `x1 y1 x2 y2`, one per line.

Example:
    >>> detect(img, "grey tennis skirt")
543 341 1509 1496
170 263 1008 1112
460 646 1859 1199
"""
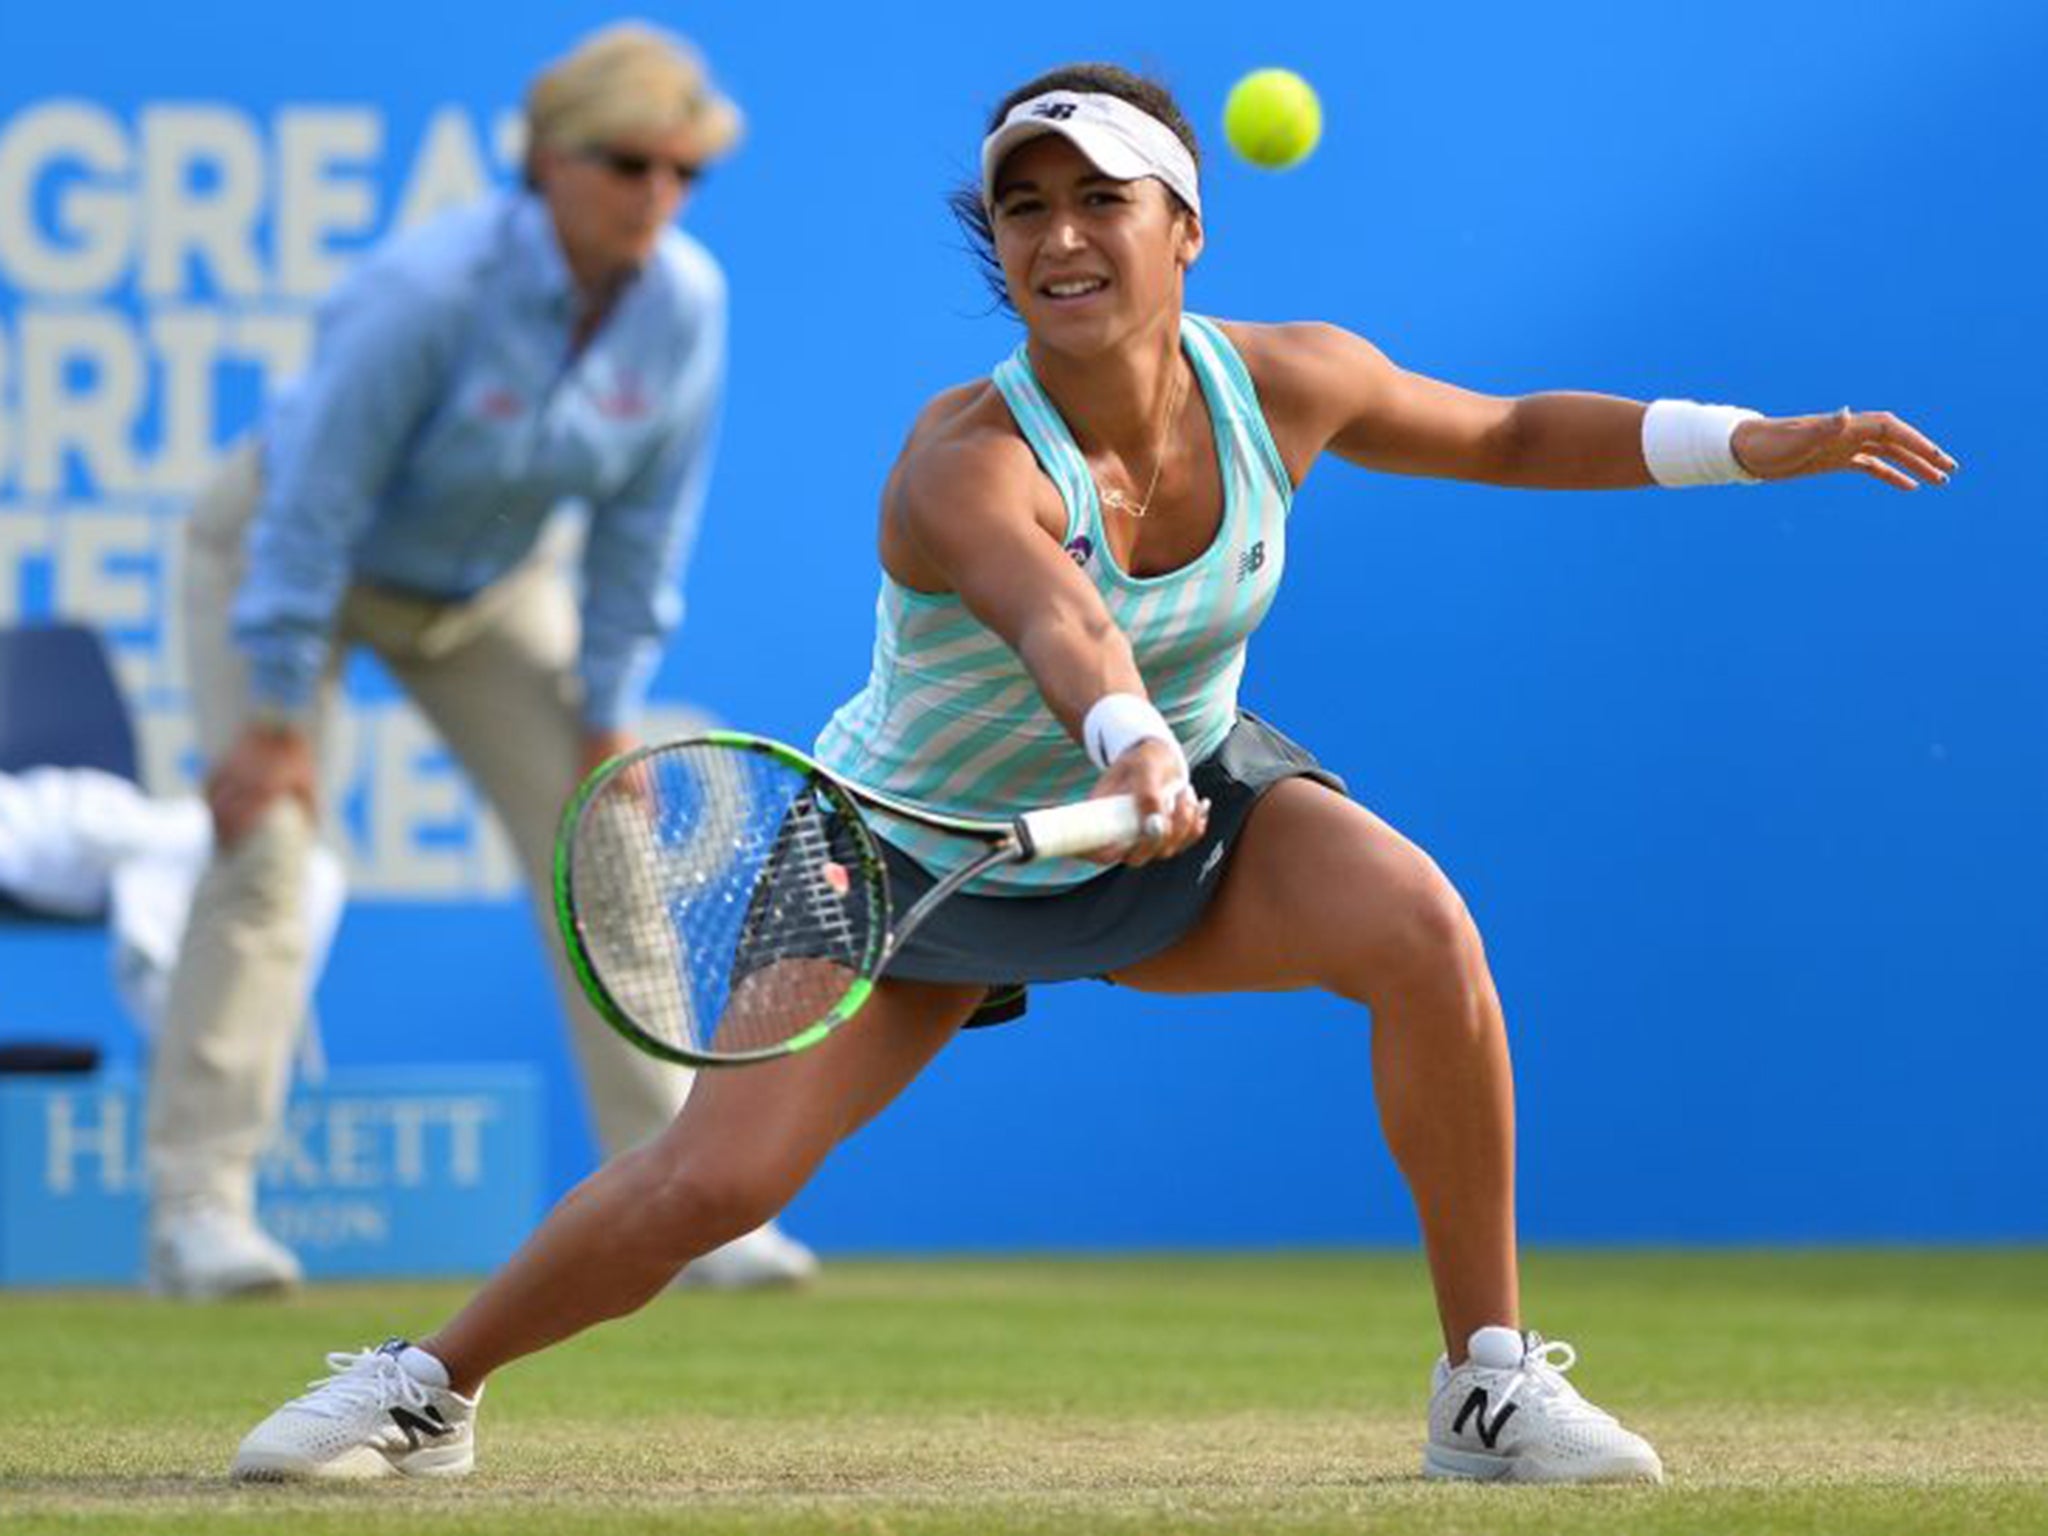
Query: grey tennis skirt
877 711 1345 1024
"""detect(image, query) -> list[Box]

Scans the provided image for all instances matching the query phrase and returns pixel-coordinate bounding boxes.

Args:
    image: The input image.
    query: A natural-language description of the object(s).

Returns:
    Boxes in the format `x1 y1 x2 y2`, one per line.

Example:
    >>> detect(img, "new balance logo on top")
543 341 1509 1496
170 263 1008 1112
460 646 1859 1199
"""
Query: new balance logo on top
1453 1388 1518 1450
1236 541 1266 583
388 1404 452 1451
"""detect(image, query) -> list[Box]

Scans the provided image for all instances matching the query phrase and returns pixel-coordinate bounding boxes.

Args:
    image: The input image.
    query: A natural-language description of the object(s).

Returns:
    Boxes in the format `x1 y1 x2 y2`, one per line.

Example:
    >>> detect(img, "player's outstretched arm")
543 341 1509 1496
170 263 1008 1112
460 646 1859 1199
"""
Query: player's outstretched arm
887 427 1137 732
1460 393 1956 492
882 413 1204 859
1230 320 1955 493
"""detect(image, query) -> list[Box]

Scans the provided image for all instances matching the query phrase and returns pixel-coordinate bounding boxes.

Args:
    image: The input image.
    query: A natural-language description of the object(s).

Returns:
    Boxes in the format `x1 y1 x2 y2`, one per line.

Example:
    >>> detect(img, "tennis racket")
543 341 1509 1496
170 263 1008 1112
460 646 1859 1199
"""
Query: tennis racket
553 730 1143 1067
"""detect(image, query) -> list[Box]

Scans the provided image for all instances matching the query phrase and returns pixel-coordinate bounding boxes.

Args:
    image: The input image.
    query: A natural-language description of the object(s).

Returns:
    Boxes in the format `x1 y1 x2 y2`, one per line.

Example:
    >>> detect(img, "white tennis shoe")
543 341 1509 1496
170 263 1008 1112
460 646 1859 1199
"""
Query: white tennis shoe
230 1340 478 1481
1423 1326 1664 1484
147 1204 302 1300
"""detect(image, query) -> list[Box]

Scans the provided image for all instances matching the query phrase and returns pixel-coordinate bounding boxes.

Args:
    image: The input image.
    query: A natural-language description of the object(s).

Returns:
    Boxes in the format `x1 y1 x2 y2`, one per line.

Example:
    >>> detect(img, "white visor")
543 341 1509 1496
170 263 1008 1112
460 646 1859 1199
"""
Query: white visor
980 90 1201 218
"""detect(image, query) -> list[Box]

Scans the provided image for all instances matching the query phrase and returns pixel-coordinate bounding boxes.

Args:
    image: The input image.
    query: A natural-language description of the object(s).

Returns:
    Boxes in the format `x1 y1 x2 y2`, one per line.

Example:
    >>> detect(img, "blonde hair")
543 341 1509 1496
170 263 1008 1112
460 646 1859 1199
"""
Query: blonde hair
524 22 741 177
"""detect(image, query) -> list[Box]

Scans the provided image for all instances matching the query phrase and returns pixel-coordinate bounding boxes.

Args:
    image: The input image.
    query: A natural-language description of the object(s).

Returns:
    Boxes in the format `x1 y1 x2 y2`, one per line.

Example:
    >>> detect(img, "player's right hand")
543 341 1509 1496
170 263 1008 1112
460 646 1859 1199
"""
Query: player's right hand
207 722 318 847
1089 738 1209 867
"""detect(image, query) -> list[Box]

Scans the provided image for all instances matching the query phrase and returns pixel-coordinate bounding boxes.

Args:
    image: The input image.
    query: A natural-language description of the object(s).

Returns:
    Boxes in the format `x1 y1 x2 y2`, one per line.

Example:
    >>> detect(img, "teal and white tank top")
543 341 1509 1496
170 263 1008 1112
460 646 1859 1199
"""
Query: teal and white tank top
815 313 1293 893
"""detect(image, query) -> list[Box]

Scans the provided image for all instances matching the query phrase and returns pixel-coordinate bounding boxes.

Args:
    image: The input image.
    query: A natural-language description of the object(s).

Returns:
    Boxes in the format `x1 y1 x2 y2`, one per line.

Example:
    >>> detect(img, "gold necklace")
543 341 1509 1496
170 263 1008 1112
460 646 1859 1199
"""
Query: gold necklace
1098 360 1188 519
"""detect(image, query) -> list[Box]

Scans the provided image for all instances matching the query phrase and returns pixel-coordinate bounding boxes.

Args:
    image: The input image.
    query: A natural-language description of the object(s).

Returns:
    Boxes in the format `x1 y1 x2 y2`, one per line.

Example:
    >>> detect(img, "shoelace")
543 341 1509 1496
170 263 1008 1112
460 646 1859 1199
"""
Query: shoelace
288 1348 432 1421
1485 1334 1618 1426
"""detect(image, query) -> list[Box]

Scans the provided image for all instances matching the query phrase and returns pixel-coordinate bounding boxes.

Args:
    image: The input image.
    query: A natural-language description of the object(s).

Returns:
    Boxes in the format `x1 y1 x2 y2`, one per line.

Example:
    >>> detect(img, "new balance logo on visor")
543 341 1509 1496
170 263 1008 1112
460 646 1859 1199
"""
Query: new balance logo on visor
1033 102 1077 120
1453 1387 1518 1449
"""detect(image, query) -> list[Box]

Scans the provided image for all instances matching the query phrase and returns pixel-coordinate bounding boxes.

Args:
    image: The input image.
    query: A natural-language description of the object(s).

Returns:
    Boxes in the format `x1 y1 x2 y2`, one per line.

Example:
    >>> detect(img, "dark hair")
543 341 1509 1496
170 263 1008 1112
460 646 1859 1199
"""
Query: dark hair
948 63 1202 314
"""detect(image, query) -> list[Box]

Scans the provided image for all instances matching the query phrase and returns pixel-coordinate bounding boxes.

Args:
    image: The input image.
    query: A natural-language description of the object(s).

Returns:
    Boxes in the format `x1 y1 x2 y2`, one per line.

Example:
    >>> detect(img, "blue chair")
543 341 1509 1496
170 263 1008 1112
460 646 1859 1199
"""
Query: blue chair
0 623 138 1070
0 622 138 783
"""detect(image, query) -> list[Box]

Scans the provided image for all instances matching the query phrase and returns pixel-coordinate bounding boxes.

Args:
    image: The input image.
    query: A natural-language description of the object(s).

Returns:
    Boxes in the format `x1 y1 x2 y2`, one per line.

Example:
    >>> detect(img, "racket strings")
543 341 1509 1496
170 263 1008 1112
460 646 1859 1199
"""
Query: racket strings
718 792 876 1053
567 747 882 1059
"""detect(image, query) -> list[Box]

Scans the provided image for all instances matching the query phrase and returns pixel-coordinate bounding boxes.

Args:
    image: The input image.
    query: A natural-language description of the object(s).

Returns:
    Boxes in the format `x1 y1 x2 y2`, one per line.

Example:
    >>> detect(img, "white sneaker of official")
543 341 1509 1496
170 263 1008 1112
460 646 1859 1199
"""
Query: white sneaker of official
148 1205 303 1300
675 1222 820 1290
231 1340 478 1481
1423 1326 1665 1484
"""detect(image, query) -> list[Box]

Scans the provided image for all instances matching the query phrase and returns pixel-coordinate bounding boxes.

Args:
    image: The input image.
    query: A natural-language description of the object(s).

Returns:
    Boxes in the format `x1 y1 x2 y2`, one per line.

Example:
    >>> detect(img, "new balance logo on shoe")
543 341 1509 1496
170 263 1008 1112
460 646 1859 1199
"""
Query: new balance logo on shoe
388 1404 452 1452
1424 1328 1663 1484
1454 1387 1518 1449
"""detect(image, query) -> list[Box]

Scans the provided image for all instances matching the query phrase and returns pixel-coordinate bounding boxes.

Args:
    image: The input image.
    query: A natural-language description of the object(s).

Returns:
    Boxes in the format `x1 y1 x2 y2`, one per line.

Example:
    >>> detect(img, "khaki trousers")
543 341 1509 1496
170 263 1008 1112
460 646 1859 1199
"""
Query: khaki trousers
145 443 690 1215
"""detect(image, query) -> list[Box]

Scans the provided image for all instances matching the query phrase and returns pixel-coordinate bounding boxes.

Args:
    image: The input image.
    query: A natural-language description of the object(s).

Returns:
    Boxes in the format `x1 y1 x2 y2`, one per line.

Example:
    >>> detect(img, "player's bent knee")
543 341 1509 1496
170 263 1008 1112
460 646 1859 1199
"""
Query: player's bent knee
1347 866 1488 1006
640 1162 789 1256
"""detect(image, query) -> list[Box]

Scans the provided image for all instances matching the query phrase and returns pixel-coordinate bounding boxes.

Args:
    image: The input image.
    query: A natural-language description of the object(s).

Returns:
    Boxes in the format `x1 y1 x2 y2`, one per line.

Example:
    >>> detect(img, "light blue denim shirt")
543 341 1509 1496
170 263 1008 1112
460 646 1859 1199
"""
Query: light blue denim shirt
234 190 725 730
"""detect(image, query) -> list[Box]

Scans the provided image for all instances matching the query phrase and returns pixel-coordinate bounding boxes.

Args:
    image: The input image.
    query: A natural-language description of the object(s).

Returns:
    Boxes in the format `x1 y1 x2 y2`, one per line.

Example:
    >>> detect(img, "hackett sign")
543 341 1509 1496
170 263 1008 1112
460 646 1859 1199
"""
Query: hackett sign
41 1090 502 1194
0 1066 540 1284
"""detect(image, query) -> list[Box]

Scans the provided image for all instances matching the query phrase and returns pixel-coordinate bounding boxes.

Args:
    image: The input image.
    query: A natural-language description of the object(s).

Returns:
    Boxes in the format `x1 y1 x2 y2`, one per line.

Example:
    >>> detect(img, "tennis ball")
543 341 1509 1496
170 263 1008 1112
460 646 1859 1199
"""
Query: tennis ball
1223 68 1322 170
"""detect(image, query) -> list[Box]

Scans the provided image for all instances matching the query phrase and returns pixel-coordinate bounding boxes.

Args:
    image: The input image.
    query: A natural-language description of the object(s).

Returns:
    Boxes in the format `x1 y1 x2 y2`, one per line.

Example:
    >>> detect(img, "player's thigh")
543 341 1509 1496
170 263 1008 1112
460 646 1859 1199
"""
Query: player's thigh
1112 777 1476 997
647 977 980 1204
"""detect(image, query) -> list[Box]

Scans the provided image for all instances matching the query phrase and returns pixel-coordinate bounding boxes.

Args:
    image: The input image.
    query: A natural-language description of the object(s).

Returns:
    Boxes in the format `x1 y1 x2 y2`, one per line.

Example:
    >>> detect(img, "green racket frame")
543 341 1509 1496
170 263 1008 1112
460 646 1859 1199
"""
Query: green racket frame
553 731 897 1068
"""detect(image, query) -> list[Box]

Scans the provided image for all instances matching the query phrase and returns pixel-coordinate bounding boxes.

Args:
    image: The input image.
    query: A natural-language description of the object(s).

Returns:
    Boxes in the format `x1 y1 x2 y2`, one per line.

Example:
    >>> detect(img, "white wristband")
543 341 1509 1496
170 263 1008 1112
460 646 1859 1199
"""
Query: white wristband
1081 693 1185 773
1642 399 1762 487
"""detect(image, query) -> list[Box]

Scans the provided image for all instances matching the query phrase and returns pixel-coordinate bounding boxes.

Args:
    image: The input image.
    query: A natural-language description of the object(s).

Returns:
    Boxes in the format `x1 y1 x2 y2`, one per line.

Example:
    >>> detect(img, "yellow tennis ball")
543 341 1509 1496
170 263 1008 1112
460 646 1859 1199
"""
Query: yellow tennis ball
1223 68 1322 170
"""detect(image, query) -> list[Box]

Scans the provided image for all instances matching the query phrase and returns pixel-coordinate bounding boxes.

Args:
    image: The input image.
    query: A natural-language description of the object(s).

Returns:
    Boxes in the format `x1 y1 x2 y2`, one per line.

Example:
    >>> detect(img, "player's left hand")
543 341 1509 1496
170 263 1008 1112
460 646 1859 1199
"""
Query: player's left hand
1732 409 1956 490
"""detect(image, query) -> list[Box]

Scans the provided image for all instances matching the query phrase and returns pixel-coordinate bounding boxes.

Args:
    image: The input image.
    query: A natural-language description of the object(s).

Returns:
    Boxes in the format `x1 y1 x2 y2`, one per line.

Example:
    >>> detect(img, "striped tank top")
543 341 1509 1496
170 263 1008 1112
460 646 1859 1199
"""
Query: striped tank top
815 313 1293 892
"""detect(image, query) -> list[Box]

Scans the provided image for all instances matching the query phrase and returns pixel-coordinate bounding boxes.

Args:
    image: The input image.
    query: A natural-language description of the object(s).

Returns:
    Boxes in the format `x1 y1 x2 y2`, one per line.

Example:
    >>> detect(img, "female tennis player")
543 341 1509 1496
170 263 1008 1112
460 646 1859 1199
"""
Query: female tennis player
229 64 1953 1485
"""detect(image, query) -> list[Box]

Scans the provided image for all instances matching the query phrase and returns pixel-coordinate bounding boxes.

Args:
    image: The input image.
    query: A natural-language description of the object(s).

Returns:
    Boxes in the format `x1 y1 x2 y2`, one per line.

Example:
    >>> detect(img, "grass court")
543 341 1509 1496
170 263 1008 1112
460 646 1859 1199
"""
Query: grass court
5 1248 2044 1535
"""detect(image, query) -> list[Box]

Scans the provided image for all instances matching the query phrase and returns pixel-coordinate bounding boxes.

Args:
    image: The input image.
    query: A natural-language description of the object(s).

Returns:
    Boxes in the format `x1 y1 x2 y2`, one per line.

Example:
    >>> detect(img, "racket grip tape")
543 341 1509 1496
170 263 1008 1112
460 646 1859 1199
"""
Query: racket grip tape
1013 795 1143 860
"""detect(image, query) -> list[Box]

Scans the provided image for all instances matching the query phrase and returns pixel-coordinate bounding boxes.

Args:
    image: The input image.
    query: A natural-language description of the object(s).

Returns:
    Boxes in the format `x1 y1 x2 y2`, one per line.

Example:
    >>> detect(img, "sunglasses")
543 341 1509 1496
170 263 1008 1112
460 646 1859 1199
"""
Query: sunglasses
580 147 705 186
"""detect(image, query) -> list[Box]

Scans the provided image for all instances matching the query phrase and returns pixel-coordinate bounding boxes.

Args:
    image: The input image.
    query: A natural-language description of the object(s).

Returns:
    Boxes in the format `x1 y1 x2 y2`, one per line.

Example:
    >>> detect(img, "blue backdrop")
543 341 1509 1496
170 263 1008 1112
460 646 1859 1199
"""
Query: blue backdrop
2 0 2041 1248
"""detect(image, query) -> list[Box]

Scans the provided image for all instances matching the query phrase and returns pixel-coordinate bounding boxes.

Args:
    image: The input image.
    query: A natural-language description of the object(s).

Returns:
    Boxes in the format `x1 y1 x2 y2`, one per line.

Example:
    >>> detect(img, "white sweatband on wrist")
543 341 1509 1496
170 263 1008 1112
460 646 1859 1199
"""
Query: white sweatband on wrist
1642 399 1763 487
1082 693 1185 773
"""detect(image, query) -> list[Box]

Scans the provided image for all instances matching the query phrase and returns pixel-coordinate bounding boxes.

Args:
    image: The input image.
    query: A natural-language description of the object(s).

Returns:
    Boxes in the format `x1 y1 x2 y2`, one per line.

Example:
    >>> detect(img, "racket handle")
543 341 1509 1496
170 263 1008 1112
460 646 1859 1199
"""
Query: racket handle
1013 794 1143 860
